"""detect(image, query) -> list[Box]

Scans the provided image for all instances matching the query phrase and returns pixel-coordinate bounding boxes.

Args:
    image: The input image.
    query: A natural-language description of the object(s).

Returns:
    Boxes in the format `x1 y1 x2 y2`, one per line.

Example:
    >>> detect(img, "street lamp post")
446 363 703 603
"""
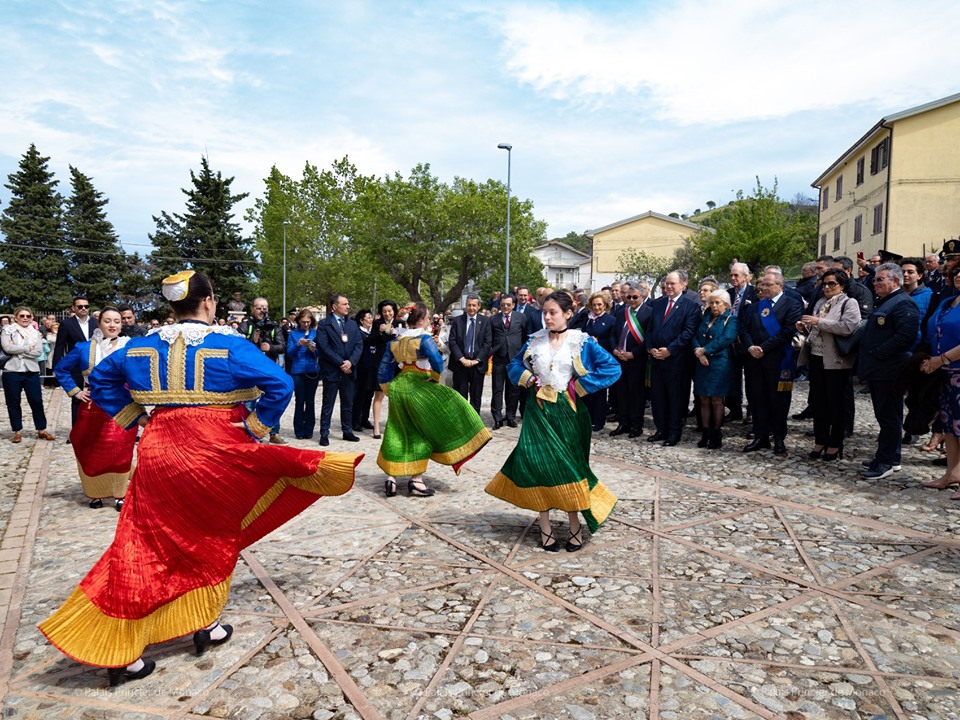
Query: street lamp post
497 143 512 295
282 220 290 318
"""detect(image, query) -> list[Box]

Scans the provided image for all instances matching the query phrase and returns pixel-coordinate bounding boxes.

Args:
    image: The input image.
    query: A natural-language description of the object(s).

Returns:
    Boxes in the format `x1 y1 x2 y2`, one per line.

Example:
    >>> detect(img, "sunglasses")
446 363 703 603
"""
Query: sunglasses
17 313 33 318
75 304 89 309
626 294 641 299
821 281 840 288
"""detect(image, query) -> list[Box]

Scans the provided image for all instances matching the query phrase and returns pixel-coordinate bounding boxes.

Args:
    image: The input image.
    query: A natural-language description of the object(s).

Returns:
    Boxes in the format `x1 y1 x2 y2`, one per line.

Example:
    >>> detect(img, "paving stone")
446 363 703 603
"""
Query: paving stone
3 386 960 719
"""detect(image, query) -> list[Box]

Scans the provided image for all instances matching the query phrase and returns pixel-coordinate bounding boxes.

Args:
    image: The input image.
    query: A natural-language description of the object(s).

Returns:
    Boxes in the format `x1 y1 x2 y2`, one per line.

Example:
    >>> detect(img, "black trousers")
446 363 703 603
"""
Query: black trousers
320 376 356 438
746 357 791 441
808 356 850 448
490 361 519 422
649 360 689 439
452 363 486 414
867 377 904 467
615 358 647 431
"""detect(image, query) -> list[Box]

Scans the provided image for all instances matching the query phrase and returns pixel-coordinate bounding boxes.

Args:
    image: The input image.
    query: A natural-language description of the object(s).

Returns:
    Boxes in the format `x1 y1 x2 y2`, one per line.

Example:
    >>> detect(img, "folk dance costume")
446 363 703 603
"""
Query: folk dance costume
40 322 362 670
54 331 136 504
486 329 621 532
376 328 491 478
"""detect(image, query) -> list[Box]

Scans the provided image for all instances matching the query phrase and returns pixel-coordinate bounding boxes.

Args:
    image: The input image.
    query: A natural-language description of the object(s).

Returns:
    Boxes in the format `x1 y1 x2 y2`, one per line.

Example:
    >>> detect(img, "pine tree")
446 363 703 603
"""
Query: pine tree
0 144 71 311
148 157 256 299
64 165 126 308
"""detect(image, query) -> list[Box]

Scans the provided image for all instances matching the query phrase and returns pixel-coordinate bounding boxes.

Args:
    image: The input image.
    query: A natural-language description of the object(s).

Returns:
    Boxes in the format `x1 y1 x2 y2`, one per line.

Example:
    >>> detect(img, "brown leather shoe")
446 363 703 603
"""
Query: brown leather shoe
12 431 22 443
37 430 56 441
268 434 286 445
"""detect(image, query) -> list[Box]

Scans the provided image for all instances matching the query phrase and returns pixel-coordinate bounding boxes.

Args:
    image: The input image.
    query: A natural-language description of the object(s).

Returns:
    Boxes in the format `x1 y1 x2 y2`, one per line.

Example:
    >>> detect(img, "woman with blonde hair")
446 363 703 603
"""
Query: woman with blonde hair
692 290 738 449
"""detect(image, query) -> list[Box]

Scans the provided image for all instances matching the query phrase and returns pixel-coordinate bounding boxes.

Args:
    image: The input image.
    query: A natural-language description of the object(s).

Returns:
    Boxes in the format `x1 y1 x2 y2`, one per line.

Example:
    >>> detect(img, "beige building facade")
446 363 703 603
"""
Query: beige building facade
812 92 960 260
586 211 708 290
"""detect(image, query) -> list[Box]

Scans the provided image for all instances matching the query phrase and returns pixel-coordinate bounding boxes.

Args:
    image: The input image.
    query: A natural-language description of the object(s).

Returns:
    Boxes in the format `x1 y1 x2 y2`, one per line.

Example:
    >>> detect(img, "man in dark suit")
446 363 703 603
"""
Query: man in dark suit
118 304 148 338
490 294 527 429
647 272 701 445
448 293 492 414
741 271 804 456
725 263 757 422
515 286 542 333
858 264 920 479
53 295 98 426
316 293 363 446
610 281 652 438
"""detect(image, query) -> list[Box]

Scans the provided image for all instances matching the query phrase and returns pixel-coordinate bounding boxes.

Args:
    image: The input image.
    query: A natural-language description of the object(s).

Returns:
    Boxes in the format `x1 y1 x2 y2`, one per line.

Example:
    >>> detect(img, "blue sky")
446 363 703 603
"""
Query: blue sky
2 0 959 257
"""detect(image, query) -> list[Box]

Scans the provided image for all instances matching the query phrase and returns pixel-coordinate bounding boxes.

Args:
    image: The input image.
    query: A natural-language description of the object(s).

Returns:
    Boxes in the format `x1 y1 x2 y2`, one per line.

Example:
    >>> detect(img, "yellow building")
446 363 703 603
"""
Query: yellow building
812 92 960 260
586 210 711 290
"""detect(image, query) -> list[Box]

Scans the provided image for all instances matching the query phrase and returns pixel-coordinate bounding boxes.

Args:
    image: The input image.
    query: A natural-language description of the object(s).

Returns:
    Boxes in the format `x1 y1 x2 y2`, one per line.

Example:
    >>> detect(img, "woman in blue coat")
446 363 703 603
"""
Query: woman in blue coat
692 289 738 449
286 308 321 439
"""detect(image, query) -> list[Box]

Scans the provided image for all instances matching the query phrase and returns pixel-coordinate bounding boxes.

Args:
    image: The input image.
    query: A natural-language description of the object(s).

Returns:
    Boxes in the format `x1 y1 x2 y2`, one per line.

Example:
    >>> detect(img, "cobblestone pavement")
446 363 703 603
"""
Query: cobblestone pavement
1 382 958 719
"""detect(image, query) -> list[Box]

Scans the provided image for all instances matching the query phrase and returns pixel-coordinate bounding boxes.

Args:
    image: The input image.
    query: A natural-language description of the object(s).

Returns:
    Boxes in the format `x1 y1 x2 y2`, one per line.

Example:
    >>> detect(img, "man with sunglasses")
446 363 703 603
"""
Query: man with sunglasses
53 296 98 427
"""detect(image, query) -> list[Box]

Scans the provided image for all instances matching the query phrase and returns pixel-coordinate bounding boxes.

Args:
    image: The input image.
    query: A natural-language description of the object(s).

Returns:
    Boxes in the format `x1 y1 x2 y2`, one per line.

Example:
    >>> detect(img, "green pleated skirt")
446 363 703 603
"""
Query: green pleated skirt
377 371 491 477
485 388 617 532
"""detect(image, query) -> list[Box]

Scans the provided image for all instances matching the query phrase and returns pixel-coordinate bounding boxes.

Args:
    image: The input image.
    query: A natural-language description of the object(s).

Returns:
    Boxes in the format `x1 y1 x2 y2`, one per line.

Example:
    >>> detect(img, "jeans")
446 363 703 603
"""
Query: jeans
2 371 47 432
291 373 319 439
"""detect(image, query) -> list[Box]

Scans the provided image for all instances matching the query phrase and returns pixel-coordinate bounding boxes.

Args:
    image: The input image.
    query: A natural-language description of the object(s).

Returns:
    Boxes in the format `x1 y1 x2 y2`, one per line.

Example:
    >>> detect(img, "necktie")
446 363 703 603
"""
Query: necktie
466 317 475 356
732 291 741 315
664 298 675 319
505 314 510 329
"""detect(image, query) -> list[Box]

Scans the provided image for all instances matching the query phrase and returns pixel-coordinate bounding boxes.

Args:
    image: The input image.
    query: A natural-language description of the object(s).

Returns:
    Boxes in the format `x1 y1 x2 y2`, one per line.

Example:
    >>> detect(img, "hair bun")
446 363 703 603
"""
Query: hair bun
162 270 196 302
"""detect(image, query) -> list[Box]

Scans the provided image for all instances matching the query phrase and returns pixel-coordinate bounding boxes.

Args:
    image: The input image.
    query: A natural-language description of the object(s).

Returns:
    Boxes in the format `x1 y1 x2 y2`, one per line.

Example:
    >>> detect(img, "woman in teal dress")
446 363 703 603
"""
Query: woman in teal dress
486 292 621 552
692 289 738 450
377 302 491 497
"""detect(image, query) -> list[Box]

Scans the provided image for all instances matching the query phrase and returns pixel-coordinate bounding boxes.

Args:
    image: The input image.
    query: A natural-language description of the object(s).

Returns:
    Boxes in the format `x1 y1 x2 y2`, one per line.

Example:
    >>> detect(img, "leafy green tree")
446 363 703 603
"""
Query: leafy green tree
148 157 255 299
356 164 546 312
0 144 72 311
247 159 404 313
690 178 818 278
64 165 126 307
617 248 673 291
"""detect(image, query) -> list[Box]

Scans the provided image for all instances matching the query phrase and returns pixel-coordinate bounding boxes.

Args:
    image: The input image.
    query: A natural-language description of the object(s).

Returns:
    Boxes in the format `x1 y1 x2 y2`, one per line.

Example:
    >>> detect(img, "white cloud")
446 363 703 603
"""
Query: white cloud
498 0 960 124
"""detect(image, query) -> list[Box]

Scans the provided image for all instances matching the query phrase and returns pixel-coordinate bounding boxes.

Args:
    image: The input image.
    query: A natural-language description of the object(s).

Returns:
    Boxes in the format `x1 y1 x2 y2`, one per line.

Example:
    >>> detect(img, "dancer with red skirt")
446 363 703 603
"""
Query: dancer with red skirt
40 271 362 687
54 307 136 511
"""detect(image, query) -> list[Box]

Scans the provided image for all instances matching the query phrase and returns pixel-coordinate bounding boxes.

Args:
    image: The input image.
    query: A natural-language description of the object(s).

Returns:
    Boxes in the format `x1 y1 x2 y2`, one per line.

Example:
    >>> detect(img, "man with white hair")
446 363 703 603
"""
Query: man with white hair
725 262 756 422
858 263 919 479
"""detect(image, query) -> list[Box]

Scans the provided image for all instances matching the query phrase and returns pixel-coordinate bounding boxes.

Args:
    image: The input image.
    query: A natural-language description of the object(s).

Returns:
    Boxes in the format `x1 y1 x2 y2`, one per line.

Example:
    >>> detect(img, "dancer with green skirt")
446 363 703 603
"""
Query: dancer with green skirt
377 302 491 497
486 291 621 552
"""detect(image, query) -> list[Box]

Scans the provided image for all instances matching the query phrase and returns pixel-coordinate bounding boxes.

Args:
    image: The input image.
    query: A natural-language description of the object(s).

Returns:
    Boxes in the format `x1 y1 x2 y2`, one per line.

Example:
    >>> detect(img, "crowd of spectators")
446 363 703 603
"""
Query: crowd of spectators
4 246 959 504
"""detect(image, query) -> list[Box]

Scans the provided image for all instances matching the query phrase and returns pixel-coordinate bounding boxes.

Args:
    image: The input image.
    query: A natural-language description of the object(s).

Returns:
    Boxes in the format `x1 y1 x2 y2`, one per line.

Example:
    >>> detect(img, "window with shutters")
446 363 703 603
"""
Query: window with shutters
873 203 884 234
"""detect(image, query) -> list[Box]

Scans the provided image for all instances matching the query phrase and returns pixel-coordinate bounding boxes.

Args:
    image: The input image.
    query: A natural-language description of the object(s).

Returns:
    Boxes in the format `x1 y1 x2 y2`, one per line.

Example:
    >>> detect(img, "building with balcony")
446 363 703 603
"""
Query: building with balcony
812 92 960 260
531 241 592 290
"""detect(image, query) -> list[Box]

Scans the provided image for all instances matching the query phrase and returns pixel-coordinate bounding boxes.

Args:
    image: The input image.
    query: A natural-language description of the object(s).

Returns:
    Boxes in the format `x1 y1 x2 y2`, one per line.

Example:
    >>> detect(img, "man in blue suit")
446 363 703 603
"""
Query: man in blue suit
647 271 701 445
741 271 804 456
514 286 542 333
317 293 363 446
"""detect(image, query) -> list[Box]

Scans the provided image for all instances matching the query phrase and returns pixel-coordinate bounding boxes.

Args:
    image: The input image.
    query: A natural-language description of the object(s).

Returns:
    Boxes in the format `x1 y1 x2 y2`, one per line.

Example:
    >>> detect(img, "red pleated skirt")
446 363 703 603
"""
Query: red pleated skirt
69 401 137 500
40 404 361 668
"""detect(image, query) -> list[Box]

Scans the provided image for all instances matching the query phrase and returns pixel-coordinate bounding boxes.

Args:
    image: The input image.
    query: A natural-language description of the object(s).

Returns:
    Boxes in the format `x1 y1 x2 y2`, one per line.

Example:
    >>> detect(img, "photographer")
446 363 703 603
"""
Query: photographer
238 297 286 443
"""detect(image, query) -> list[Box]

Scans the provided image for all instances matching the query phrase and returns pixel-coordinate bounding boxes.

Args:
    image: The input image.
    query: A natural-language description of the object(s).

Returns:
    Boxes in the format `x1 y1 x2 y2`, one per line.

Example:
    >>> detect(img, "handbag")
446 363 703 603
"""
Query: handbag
834 298 867 357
